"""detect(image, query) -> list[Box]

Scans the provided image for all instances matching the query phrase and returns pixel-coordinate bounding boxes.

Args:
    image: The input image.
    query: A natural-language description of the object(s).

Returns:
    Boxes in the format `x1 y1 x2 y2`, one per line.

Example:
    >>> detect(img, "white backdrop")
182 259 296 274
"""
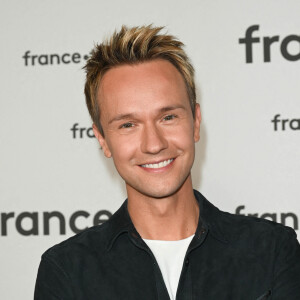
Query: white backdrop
0 0 299 299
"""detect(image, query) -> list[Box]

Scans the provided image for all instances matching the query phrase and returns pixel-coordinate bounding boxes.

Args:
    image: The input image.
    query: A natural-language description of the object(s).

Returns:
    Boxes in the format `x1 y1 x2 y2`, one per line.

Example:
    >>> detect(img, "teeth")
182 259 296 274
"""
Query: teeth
141 159 173 169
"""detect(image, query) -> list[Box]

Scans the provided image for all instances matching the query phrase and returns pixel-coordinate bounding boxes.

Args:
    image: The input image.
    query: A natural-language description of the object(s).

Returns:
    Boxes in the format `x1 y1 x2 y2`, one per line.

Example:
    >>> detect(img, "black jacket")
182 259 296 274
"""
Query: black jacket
34 191 300 299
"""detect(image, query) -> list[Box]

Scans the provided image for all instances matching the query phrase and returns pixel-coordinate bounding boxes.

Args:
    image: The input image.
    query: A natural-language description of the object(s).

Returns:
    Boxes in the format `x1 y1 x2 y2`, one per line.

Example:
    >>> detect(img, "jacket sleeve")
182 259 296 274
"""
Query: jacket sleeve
272 228 300 299
34 255 74 300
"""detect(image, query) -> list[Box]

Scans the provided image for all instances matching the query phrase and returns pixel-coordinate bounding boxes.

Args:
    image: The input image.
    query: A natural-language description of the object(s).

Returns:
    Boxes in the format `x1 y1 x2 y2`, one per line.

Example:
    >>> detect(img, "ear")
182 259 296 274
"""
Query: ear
193 103 201 142
93 124 112 158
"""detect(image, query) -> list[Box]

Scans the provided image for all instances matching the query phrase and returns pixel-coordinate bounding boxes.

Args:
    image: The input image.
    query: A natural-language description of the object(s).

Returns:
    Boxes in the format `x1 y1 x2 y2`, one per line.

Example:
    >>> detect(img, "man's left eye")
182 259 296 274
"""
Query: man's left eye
163 115 176 121
120 122 134 129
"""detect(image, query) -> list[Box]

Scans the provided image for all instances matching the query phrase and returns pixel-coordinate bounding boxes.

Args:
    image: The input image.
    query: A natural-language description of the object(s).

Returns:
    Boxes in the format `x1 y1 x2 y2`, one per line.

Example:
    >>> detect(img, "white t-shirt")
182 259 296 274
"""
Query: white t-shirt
143 235 194 300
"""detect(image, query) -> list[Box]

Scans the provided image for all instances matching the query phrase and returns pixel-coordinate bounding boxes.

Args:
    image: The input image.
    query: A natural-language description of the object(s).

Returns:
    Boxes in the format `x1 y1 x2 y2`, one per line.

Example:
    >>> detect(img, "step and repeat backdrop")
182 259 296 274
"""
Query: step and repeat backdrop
0 0 299 299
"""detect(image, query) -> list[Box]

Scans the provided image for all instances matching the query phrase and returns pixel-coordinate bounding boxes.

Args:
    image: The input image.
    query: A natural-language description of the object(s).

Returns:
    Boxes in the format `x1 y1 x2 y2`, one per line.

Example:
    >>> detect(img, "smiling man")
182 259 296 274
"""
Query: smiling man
35 25 300 300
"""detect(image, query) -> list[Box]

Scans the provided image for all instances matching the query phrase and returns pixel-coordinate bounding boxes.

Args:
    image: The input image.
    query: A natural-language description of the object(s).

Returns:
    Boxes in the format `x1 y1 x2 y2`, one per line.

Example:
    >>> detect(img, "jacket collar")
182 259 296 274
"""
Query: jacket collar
194 190 229 244
106 189 228 251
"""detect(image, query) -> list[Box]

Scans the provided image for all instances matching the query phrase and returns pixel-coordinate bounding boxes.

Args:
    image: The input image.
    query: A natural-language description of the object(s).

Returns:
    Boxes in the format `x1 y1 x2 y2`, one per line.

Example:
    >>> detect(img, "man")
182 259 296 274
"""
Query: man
35 25 300 299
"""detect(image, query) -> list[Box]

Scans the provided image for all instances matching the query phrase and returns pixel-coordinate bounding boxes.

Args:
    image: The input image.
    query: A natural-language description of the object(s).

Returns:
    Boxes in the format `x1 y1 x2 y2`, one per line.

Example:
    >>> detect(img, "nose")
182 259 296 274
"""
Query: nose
140 122 168 154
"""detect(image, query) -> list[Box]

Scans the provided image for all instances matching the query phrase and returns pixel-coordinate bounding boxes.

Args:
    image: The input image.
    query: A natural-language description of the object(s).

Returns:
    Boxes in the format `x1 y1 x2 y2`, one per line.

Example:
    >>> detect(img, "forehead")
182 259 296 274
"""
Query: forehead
97 59 190 119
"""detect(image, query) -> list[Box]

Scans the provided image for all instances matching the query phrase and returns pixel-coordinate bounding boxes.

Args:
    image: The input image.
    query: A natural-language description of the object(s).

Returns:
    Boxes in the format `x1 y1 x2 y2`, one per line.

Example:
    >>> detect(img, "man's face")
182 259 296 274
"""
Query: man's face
94 59 201 199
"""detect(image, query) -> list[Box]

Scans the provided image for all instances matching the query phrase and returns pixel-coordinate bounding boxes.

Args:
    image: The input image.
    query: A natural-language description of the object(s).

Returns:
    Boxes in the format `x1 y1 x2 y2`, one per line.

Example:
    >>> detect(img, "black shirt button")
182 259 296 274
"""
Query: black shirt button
197 227 206 238
185 258 189 266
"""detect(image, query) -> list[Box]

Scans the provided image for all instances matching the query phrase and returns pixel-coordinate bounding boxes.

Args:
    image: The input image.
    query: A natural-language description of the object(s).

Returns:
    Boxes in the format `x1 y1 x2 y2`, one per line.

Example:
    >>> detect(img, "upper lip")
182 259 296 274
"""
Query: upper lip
139 158 174 166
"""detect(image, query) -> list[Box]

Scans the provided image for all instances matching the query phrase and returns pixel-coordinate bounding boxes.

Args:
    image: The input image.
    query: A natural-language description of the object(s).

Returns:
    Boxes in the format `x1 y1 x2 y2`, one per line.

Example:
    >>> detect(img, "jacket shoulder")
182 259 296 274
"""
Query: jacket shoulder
196 190 297 245
222 209 295 233
42 220 111 261
217 209 297 248
41 201 129 262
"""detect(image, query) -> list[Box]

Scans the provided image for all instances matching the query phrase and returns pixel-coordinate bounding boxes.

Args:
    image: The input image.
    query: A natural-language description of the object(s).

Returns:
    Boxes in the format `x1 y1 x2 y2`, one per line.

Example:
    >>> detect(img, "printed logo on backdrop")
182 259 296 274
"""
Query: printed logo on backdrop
238 27 300 132
0 210 112 236
71 123 95 138
22 51 90 66
239 25 300 63
0 208 298 236
271 115 300 131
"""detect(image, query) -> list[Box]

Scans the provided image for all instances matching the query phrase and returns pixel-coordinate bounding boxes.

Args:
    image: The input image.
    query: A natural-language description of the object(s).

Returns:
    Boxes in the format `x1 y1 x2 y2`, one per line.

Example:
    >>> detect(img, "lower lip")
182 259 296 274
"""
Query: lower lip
139 159 175 173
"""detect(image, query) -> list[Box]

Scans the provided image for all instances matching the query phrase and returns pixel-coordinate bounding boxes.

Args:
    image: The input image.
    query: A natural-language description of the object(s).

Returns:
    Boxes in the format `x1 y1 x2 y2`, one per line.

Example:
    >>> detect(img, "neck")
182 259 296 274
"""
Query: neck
126 175 199 241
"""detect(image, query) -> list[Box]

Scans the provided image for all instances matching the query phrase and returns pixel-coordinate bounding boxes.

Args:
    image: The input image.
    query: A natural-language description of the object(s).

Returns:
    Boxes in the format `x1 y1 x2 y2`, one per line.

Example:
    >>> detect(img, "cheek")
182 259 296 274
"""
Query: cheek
167 122 195 148
108 134 138 164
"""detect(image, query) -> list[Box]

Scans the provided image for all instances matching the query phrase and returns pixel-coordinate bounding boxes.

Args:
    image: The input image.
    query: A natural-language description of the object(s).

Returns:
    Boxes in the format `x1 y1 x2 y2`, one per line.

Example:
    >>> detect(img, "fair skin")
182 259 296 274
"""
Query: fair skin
93 59 201 240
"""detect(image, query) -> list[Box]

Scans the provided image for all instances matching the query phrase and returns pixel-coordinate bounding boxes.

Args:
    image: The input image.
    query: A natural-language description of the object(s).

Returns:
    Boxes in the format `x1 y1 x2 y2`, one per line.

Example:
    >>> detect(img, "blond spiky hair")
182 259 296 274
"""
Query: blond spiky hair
84 25 196 136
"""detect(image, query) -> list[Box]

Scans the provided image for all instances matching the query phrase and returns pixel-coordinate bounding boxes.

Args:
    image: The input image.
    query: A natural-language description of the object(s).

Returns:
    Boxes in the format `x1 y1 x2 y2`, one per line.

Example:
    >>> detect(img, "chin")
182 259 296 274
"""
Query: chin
142 189 177 199
128 177 189 200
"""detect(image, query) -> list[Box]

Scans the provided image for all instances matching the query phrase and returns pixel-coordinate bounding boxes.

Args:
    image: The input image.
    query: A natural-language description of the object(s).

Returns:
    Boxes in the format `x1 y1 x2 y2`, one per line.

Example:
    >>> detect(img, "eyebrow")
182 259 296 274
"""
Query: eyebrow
159 105 185 113
108 105 186 125
108 113 135 124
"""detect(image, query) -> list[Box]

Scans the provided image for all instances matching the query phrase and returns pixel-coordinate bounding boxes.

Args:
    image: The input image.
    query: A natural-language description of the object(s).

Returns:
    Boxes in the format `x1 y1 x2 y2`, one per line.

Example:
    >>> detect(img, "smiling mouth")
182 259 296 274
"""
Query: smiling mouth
140 159 174 169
